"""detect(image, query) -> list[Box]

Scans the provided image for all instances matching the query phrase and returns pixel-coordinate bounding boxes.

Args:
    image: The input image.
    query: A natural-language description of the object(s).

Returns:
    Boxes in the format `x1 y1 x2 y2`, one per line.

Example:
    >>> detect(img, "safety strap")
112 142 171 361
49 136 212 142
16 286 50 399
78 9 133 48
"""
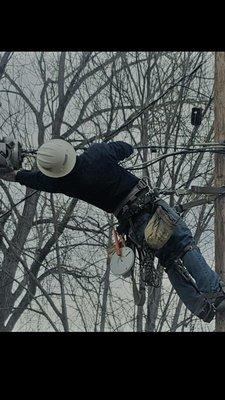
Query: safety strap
177 244 199 260
130 269 146 306
113 179 149 219
163 244 199 273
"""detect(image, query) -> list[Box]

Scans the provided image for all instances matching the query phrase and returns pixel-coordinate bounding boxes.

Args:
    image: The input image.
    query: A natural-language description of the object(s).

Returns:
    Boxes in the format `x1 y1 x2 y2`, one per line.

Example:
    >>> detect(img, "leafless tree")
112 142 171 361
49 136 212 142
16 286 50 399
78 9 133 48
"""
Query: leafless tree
0 51 215 332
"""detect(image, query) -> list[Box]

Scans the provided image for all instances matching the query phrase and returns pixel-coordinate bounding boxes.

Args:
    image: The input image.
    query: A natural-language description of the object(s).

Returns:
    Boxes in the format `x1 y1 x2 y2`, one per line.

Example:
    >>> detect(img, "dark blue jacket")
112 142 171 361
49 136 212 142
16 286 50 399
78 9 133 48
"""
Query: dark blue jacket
16 141 139 213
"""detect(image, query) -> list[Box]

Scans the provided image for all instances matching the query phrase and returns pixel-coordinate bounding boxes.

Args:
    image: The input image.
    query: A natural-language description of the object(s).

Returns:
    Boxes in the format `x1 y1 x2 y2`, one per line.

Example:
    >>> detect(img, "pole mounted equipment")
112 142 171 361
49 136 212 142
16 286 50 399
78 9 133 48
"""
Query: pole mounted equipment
0 137 23 170
191 107 203 126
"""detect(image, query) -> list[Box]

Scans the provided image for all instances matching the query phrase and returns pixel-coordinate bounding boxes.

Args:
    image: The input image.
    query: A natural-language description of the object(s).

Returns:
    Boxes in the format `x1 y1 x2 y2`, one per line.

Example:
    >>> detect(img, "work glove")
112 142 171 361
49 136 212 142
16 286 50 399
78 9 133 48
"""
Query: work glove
0 166 16 181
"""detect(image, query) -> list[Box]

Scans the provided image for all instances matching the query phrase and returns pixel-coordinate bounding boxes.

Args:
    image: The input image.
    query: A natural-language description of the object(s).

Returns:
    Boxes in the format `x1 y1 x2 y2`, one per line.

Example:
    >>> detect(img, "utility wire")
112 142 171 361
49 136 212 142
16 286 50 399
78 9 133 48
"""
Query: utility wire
0 190 38 219
127 148 225 170
134 143 225 151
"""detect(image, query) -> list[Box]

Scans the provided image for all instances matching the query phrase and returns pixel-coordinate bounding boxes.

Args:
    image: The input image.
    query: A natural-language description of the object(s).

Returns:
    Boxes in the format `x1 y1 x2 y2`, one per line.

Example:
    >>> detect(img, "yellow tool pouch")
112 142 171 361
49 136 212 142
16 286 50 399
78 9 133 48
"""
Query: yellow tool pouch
144 206 177 250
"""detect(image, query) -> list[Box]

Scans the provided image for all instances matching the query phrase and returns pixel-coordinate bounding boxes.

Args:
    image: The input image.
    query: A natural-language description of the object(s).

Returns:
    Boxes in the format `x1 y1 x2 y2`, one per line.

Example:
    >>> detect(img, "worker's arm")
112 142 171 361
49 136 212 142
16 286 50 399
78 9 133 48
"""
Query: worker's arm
0 168 62 193
0 167 61 193
0 167 17 182
0 167 62 193
15 169 62 193
103 141 134 162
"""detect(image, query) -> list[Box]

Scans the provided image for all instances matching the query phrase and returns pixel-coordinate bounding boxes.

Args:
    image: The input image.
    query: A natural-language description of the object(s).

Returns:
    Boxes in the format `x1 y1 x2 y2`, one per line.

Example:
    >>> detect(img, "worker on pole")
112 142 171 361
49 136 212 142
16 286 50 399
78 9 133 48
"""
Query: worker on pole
1 138 225 323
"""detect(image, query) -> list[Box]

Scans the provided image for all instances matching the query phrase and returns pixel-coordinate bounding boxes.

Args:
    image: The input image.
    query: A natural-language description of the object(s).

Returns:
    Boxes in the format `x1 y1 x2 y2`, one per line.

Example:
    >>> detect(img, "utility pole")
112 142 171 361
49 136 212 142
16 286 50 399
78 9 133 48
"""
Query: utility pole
214 52 225 331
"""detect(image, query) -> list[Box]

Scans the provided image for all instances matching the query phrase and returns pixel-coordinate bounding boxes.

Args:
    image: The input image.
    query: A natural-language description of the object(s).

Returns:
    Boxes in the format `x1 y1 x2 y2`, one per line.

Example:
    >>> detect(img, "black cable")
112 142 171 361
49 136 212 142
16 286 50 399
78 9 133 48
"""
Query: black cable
134 144 225 151
127 148 225 170
0 190 38 219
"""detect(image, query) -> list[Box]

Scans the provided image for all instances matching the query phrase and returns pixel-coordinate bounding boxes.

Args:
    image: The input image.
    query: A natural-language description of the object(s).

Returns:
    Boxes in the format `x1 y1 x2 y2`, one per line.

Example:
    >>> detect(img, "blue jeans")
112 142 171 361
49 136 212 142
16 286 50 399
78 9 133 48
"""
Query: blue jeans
129 200 220 315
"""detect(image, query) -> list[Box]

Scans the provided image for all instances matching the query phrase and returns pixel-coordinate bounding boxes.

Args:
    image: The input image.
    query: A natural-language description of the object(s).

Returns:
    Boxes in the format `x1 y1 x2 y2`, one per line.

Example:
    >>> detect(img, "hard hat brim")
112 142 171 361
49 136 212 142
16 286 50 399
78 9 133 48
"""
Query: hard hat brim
37 139 77 178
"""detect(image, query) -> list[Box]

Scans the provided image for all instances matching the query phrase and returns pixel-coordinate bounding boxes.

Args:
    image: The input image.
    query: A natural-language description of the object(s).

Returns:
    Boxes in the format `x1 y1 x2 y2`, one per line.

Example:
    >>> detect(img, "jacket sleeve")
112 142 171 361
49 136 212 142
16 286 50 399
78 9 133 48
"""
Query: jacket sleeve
104 141 134 162
15 170 62 193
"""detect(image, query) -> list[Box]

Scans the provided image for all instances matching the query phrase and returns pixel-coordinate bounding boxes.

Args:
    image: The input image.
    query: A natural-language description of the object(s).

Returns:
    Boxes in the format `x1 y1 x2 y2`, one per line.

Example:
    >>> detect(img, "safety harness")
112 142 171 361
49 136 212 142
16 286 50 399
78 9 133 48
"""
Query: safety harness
111 178 217 320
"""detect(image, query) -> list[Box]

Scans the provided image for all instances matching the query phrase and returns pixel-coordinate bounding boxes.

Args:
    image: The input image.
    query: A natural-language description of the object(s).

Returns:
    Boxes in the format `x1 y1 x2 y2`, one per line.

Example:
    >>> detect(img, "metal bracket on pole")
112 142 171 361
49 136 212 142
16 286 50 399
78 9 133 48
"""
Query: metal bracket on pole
174 186 225 213
190 185 225 196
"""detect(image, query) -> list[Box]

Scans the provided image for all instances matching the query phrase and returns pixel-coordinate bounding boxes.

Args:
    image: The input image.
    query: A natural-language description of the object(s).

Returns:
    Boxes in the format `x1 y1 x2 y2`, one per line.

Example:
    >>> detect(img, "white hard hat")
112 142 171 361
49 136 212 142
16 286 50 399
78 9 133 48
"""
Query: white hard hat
37 139 76 178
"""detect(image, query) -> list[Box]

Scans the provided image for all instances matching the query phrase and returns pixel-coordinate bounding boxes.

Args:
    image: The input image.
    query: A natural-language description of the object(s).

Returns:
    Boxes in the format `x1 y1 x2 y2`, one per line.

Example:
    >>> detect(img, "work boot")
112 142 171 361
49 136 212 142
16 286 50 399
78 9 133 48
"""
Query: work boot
204 281 225 314
195 295 216 323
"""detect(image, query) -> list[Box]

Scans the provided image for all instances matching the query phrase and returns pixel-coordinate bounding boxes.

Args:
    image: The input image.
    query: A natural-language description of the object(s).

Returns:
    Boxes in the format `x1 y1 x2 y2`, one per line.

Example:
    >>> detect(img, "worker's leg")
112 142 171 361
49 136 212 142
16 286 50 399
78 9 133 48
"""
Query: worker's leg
182 247 220 293
165 261 215 321
155 199 221 293
129 207 223 321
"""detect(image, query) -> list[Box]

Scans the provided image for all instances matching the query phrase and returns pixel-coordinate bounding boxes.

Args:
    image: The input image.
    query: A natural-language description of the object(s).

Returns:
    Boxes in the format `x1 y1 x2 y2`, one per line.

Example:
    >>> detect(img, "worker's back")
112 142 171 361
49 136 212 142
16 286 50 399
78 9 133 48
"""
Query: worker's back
16 141 139 213
59 141 139 213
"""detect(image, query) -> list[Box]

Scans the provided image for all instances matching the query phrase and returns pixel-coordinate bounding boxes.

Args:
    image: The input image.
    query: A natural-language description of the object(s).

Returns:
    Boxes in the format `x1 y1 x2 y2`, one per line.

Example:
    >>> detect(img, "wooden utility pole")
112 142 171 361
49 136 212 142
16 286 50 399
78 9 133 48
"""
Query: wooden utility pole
214 52 225 331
